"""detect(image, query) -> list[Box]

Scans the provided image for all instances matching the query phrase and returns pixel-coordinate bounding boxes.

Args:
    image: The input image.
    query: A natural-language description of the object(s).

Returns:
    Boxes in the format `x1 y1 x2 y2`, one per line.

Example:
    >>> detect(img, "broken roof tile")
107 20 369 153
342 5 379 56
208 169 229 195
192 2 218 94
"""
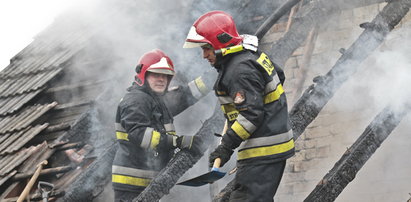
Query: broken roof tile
0 68 63 98
0 102 57 134
0 89 45 116
0 124 49 156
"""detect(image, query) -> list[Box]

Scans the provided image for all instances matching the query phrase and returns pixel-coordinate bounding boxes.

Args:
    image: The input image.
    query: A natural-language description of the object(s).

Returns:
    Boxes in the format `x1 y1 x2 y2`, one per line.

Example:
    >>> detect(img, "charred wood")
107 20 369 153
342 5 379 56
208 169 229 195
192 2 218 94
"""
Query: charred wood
55 142 84 151
43 123 71 133
53 101 93 111
254 0 302 39
58 143 116 202
304 104 411 201
270 0 386 67
134 104 225 202
289 0 411 139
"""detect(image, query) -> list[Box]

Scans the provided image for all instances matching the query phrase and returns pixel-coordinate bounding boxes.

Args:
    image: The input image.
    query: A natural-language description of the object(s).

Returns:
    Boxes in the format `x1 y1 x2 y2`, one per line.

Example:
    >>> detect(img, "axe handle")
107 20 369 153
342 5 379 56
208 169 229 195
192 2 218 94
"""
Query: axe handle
222 120 228 134
17 160 48 202
213 158 222 169
213 120 227 169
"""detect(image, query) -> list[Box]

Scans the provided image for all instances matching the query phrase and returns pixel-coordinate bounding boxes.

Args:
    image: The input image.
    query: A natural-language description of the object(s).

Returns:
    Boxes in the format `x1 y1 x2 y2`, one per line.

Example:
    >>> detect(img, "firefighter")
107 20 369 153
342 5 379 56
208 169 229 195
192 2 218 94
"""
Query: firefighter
183 11 295 202
112 49 212 201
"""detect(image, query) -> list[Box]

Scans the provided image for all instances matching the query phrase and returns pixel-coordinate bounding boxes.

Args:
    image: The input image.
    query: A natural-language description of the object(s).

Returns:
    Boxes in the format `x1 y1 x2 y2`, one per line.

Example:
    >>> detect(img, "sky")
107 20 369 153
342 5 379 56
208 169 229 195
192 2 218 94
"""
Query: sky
0 0 79 71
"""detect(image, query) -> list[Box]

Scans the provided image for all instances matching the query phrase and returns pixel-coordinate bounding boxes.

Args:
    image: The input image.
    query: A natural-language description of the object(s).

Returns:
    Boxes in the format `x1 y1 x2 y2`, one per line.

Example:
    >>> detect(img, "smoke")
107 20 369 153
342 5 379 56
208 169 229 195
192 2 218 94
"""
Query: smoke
288 14 411 202
333 21 411 202
273 2 411 201
48 0 232 201
38 0 297 200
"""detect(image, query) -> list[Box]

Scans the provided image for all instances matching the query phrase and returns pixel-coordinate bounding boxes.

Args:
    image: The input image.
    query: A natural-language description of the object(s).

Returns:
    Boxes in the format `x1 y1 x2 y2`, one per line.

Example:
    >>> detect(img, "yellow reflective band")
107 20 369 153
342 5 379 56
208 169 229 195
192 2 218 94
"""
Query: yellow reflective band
217 91 227 95
116 132 129 141
221 45 244 56
264 84 284 104
257 52 275 76
167 131 176 135
231 121 251 140
112 174 151 187
238 139 295 160
150 130 161 149
194 77 208 95
221 104 239 121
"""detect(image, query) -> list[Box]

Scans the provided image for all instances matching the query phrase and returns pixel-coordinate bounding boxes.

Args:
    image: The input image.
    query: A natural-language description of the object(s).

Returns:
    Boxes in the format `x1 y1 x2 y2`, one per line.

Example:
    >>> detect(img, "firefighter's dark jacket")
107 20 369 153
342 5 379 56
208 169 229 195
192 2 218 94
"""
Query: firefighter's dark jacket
215 49 295 166
112 75 210 192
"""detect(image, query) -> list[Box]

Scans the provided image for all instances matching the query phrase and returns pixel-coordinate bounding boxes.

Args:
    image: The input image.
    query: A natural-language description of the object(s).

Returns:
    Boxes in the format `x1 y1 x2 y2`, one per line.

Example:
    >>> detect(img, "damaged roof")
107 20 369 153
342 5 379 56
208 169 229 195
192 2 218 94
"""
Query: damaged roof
0 3 110 201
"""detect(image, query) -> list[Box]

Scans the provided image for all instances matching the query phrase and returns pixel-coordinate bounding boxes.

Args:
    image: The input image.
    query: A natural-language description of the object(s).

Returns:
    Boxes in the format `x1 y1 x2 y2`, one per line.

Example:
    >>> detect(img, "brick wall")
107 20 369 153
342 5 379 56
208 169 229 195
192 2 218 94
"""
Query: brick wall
260 3 411 201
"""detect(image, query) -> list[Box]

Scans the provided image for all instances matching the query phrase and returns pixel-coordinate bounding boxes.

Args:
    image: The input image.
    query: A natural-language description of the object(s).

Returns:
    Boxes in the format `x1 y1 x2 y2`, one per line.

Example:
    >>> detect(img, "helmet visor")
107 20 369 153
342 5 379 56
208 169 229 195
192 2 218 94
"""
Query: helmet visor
146 57 175 75
147 68 175 75
183 26 208 48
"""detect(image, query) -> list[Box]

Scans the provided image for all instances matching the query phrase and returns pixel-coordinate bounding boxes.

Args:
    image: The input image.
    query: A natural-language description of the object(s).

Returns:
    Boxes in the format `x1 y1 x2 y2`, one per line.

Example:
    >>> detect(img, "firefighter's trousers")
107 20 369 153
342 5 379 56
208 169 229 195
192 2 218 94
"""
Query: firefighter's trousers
229 160 286 202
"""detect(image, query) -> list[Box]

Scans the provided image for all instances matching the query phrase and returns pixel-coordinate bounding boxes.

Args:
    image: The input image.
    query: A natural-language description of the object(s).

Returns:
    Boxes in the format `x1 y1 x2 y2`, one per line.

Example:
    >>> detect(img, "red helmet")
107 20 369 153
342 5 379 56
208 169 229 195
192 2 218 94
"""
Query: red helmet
183 11 243 50
135 49 175 86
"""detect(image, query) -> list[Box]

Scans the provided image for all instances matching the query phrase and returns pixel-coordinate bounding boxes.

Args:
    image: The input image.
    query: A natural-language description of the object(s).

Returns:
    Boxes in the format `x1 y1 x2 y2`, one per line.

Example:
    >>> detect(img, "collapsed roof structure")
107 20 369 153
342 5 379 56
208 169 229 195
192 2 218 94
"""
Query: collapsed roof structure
0 0 410 201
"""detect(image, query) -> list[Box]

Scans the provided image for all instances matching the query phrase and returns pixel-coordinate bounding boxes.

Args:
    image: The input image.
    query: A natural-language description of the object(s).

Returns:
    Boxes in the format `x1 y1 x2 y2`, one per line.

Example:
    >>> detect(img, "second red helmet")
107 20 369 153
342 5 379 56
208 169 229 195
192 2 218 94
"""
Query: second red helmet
135 49 175 86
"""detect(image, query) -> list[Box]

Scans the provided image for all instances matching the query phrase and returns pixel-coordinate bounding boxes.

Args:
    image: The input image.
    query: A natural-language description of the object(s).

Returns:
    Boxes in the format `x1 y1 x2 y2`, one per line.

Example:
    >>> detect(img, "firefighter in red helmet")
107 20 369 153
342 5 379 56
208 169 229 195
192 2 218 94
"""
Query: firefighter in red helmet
184 11 295 202
112 49 213 201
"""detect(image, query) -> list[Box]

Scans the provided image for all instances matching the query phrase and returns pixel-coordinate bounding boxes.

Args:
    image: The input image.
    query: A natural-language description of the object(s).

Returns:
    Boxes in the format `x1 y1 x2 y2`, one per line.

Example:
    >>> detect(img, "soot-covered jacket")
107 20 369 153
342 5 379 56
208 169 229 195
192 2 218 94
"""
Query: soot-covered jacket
215 50 295 166
112 76 209 192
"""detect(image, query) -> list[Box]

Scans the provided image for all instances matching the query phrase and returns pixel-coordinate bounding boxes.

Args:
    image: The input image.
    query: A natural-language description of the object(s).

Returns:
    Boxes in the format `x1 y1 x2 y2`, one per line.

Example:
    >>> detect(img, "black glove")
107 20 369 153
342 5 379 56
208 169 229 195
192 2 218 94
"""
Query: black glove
209 144 234 168
176 135 202 153
156 132 176 152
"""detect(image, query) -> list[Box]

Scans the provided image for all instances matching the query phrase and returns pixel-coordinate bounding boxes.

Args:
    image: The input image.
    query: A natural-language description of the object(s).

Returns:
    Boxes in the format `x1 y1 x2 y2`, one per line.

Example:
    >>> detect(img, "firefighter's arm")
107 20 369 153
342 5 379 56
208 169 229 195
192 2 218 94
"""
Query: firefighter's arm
164 70 216 116
222 68 266 149
119 97 174 151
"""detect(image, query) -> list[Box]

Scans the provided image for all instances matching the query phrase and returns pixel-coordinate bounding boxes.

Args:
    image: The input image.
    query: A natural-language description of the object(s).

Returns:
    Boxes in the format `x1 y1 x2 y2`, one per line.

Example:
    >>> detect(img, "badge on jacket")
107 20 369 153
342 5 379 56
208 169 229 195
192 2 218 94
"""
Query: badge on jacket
233 90 246 104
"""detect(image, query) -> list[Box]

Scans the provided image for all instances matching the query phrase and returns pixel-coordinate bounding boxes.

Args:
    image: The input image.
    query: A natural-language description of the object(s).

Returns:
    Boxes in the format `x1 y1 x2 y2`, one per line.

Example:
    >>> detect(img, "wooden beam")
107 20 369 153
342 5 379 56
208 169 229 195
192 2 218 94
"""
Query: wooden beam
11 166 74 181
270 0 385 67
55 142 84 151
289 0 411 139
304 104 411 201
43 123 71 133
291 25 319 104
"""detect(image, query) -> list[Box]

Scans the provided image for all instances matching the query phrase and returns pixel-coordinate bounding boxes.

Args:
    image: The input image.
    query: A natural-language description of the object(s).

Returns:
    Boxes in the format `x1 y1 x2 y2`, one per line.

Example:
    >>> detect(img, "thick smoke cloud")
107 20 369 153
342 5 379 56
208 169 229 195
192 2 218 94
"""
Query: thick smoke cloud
335 22 411 202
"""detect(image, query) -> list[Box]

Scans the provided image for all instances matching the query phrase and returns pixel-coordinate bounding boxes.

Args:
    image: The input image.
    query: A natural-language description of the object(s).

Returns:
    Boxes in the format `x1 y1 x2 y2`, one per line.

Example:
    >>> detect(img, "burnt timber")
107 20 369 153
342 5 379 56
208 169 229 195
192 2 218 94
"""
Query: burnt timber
304 104 411 201
270 0 386 67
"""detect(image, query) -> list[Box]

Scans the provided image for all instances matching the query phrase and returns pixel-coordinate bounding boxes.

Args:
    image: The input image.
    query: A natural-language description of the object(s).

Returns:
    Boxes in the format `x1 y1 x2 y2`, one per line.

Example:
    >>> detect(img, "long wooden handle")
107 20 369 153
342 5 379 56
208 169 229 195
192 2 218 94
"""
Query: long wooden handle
213 158 222 169
222 120 228 134
213 120 228 169
17 160 48 202
219 120 228 145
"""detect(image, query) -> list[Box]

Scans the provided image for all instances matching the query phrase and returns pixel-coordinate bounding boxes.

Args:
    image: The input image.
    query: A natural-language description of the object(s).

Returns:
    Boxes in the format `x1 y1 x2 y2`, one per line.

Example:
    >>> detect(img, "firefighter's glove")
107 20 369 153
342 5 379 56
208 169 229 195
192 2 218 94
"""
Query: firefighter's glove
176 135 201 153
209 144 234 168
156 133 176 152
